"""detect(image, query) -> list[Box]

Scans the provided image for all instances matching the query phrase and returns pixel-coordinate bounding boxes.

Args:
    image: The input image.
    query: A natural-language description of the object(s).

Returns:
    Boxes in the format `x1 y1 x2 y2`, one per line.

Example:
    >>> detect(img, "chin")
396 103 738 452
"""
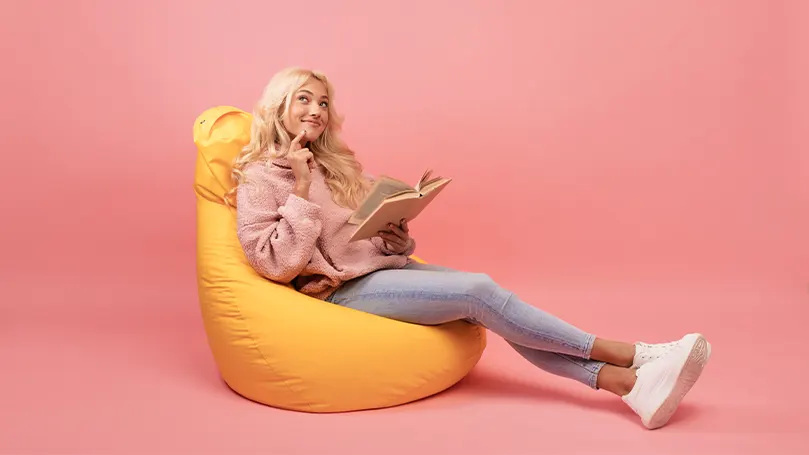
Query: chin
303 129 324 141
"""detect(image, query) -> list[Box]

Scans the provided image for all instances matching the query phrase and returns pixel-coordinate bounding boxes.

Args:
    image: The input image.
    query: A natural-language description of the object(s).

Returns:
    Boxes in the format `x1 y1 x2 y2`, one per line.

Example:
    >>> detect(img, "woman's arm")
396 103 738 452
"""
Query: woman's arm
236 165 322 284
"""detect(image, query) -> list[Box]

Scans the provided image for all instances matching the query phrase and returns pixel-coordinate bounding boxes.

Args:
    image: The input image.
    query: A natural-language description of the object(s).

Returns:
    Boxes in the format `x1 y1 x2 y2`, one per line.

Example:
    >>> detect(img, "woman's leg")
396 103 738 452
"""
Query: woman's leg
328 261 712 429
399 263 628 388
327 261 630 390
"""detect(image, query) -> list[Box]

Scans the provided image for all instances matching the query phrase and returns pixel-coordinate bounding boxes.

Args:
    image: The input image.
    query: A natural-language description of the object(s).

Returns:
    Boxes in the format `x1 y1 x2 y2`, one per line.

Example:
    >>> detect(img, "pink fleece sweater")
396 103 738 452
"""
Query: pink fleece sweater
235 155 416 300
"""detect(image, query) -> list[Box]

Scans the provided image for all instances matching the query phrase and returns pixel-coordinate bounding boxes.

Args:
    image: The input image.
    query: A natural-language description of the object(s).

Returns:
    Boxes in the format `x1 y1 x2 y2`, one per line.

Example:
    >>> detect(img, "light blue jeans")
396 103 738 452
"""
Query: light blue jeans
326 261 607 389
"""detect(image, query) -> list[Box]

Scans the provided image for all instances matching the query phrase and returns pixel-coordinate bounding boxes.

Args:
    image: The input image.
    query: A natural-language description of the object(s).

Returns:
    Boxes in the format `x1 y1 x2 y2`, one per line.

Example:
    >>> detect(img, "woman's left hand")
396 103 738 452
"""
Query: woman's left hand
378 219 413 254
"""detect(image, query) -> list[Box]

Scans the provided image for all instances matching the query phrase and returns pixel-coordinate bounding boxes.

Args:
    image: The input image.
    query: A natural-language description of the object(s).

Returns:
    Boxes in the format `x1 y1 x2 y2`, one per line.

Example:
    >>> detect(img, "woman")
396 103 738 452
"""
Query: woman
229 67 711 430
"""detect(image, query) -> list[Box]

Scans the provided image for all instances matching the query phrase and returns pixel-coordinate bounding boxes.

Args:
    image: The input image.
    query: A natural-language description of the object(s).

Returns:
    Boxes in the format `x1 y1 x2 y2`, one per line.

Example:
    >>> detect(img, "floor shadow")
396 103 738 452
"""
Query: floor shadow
448 368 704 426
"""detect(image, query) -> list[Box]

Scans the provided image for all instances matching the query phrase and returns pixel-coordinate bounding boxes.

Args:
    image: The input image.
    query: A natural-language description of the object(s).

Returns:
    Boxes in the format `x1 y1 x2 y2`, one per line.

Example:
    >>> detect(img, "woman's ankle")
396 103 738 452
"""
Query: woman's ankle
596 364 637 396
590 338 636 367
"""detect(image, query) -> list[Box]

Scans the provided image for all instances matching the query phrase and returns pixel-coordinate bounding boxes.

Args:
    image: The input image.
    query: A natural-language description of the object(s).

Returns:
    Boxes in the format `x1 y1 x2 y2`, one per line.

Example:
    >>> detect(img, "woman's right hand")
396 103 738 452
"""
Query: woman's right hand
287 129 314 196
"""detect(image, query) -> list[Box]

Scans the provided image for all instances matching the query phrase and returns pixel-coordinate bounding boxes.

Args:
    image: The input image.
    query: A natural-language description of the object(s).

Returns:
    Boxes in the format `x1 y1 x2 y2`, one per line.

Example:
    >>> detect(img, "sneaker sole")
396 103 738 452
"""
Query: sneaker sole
645 333 710 429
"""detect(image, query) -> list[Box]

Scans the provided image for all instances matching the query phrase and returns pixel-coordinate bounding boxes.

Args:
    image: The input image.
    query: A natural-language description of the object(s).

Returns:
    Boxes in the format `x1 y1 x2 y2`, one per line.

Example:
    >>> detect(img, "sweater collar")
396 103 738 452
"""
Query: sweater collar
269 155 292 169
266 153 320 171
265 142 313 169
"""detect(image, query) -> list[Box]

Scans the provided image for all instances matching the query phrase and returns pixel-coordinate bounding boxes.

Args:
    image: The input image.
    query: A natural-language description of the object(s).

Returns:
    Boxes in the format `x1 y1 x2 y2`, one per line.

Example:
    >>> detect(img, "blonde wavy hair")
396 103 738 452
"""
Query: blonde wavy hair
226 67 371 209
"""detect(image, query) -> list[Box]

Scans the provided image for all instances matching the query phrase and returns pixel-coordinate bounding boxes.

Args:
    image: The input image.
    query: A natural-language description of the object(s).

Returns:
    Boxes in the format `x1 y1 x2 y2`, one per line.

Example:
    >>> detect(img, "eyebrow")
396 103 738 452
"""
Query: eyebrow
298 89 329 100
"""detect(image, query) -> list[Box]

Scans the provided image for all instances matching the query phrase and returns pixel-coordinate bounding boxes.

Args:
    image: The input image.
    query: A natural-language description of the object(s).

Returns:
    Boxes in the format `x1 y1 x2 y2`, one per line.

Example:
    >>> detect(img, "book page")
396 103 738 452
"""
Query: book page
415 169 433 192
348 177 452 242
420 176 451 194
348 197 423 241
349 176 415 224
416 170 451 195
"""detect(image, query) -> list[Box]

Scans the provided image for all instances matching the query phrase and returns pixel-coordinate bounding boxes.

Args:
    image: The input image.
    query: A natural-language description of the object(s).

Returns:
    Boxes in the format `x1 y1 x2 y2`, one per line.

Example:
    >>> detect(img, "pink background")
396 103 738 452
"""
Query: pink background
2 0 807 454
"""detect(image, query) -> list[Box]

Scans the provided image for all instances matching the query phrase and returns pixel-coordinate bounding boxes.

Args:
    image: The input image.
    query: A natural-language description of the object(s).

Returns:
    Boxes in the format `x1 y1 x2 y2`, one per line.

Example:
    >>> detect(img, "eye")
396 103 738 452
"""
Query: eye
320 101 329 108
297 95 309 103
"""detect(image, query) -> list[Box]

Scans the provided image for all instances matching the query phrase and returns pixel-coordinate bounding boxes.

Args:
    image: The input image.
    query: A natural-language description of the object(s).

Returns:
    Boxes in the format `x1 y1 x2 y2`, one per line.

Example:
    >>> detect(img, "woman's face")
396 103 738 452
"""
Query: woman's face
283 78 330 144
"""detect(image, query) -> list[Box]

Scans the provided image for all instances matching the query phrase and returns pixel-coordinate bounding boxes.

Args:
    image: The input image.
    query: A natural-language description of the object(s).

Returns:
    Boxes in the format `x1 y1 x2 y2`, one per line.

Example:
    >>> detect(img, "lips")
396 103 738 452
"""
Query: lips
302 120 320 127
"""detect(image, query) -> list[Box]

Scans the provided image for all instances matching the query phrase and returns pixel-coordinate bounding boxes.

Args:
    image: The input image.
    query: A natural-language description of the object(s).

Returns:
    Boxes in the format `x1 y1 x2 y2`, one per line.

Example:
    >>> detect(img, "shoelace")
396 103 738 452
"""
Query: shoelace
636 341 678 362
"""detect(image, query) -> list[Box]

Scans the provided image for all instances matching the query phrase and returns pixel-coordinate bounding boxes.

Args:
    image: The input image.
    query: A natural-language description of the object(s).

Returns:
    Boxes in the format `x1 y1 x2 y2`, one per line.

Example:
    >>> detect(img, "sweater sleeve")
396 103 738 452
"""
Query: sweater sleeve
236 170 323 284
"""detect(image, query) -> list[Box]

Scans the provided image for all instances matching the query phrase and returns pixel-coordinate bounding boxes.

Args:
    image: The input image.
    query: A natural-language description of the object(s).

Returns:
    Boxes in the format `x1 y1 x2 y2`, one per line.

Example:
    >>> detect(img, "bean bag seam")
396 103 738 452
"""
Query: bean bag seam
196 109 308 407
225 224 318 413
197 199 316 412
196 114 239 200
240 299 317 412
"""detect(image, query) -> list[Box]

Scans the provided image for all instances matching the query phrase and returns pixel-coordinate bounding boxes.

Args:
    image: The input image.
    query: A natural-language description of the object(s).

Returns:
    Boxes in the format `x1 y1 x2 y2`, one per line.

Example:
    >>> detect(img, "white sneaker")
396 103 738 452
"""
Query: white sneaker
633 333 712 369
622 333 710 429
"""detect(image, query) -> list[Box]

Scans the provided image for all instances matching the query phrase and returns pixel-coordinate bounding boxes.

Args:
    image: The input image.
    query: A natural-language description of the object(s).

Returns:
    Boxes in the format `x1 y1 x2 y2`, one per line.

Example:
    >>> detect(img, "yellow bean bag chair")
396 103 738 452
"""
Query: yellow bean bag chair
192 105 487 412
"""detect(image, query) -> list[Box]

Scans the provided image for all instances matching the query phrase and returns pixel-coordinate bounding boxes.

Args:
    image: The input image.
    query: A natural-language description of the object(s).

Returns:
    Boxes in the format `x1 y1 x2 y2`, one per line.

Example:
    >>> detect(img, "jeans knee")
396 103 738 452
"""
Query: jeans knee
462 272 500 300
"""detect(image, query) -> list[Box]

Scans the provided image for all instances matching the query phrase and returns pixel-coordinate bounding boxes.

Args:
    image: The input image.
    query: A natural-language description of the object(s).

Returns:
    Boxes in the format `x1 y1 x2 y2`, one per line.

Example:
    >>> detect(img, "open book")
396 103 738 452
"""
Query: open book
347 169 452 242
